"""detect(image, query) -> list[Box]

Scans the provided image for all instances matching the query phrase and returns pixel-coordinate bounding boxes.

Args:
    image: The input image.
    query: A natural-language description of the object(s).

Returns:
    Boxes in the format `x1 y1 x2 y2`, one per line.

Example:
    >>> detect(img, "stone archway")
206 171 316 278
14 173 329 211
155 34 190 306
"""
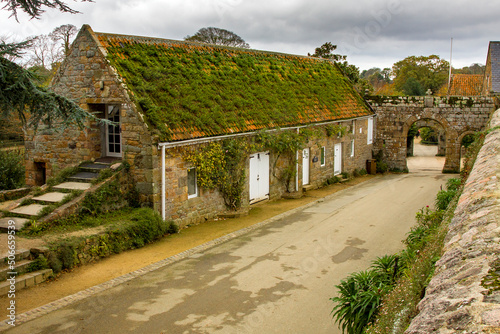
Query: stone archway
402 115 459 173
368 96 495 174
406 118 446 157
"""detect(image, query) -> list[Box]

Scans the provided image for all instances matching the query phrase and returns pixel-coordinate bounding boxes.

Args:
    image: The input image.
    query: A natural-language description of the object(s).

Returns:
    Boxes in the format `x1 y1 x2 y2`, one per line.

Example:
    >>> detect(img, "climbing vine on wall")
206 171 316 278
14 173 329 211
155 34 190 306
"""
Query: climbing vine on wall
186 139 252 210
325 124 347 138
255 127 324 192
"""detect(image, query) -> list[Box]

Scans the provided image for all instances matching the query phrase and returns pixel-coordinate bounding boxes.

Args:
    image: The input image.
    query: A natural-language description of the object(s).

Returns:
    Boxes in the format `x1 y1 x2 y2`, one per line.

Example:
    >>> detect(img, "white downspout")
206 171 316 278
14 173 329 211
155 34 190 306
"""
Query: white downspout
296 128 299 192
161 145 166 220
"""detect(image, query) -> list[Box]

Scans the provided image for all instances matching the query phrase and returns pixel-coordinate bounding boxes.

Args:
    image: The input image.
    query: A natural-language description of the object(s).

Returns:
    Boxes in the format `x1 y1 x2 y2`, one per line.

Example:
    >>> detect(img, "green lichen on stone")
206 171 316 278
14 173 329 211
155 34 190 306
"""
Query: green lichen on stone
481 259 500 295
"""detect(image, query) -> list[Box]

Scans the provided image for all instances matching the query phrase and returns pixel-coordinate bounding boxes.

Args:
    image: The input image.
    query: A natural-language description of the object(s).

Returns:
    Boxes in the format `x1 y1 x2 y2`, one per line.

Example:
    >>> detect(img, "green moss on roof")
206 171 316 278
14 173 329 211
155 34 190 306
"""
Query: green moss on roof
97 33 371 141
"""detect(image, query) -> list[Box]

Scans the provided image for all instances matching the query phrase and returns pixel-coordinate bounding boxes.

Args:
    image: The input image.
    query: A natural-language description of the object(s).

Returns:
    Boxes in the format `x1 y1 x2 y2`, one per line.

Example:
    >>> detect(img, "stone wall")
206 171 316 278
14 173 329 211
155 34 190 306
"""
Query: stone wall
159 117 374 227
25 26 158 206
406 108 500 333
368 95 496 173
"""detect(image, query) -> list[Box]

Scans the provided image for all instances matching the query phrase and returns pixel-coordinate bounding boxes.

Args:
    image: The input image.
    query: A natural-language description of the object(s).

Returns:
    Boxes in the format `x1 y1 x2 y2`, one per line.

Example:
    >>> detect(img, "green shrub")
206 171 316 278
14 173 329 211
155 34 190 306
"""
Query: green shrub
331 270 390 334
376 161 388 173
46 208 176 272
0 149 25 190
27 254 49 272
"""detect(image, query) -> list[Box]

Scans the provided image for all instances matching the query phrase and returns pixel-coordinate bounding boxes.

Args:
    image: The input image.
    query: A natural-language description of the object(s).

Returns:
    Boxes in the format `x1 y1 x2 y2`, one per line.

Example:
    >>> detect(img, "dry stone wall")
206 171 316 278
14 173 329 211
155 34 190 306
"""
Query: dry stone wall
368 95 496 173
406 108 500 333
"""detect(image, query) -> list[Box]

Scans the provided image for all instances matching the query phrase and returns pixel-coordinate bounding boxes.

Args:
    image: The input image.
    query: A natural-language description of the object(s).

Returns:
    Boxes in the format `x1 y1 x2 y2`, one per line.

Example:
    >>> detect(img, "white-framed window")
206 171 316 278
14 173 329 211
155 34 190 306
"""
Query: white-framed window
350 140 355 157
187 167 198 198
367 117 374 144
351 120 355 134
320 147 326 166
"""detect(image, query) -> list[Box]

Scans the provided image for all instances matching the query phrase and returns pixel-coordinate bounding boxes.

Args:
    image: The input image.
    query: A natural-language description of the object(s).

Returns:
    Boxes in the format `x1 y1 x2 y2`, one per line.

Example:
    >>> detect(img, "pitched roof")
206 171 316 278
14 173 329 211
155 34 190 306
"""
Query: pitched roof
487 41 500 94
448 74 483 96
90 28 372 141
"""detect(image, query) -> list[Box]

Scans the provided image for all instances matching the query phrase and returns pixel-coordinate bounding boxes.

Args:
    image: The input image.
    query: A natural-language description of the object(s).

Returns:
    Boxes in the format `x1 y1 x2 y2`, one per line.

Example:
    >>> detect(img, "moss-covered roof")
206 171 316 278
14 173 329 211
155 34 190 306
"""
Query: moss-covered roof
94 30 373 141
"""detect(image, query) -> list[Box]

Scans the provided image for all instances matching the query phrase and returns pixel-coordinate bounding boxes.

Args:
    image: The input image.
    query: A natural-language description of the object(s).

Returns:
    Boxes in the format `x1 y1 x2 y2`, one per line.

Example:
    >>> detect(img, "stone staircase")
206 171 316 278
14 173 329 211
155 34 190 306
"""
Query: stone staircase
0 159 120 232
0 248 53 296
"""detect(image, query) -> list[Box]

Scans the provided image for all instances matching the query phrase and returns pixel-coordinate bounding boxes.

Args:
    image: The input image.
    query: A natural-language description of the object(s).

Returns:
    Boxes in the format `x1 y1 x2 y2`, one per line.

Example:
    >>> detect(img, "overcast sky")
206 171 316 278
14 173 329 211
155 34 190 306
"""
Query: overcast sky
1 0 499 71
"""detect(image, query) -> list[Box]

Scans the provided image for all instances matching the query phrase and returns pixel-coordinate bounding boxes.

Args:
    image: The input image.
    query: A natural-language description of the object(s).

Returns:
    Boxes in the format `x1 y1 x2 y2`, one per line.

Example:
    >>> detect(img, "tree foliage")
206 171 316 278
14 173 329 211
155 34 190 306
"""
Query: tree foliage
392 55 449 96
1 3 91 131
184 27 250 48
309 42 370 92
454 63 485 75
2 0 90 20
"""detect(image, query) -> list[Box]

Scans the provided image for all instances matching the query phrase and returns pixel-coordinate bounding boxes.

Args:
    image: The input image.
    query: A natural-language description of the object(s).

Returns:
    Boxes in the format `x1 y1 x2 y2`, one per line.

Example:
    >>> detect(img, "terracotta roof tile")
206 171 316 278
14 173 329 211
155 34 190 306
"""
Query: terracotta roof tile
448 74 483 96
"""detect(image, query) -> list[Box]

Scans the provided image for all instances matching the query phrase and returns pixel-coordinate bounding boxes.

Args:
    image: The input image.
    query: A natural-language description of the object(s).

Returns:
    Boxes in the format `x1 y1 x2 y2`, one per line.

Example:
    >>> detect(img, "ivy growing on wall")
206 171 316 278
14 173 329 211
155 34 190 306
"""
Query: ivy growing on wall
186 138 252 210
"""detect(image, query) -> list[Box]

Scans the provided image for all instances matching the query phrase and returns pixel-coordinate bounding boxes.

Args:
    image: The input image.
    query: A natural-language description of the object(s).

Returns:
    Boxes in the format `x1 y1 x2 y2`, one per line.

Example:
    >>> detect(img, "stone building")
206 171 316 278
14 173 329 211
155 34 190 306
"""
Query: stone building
25 25 375 226
483 41 500 95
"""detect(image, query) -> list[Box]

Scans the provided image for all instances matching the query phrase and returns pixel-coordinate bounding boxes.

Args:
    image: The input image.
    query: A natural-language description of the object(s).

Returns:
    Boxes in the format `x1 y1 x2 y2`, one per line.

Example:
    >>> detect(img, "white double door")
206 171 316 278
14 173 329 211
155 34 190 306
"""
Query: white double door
249 152 270 203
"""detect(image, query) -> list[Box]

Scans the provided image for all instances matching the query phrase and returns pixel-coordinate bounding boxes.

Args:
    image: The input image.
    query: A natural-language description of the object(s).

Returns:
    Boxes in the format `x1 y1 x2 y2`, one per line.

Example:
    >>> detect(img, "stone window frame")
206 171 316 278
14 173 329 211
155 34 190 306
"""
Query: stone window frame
320 146 326 166
350 140 355 157
187 167 198 199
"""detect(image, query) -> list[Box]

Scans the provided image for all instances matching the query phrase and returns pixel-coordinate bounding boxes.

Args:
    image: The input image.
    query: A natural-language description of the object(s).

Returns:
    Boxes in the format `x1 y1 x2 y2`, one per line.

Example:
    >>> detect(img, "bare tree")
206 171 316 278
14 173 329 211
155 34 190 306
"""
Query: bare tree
185 27 250 48
49 24 77 57
25 34 60 69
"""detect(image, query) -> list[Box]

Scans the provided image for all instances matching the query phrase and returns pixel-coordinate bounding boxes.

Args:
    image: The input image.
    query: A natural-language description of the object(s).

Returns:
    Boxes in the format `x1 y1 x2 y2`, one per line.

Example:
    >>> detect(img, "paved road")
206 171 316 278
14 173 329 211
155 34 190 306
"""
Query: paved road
407 139 444 173
5 169 451 333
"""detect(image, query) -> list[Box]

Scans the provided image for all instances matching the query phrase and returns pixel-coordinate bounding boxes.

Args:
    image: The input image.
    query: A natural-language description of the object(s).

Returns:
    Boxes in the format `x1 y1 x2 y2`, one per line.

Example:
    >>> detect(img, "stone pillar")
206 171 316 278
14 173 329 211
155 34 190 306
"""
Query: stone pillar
442 134 460 173
437 130 446 156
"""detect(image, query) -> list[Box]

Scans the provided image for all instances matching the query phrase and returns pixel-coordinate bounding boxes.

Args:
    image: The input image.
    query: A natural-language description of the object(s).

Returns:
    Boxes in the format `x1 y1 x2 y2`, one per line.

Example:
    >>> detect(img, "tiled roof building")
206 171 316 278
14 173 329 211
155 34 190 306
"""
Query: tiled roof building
26 25 376 224
94 30 372 141
448 74 483 96
483 41 500 95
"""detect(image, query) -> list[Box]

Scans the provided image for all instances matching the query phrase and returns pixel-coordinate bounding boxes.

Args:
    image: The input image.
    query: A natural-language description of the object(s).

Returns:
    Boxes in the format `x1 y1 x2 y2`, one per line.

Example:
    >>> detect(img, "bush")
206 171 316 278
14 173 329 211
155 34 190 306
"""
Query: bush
331 270 390 334
0 149 25 190
27 254 49 272
435 178 460 211
47 208 176 272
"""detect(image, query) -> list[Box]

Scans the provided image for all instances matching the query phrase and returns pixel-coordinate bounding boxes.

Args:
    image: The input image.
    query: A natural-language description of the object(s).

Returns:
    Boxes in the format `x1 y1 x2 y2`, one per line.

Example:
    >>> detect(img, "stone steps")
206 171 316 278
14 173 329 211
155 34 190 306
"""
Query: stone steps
0 249 53 296
0 259 33 281
67 171 100 183
0 218 30 232
1 159 120 229
0 269 53 296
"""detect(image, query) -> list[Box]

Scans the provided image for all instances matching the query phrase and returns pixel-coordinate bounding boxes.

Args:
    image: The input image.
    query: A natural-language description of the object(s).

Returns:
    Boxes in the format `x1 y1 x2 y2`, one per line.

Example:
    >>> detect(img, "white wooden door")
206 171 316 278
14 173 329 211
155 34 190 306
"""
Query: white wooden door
249 152 270 203
302 148 310 185
334 143 342 175
106 105 122 158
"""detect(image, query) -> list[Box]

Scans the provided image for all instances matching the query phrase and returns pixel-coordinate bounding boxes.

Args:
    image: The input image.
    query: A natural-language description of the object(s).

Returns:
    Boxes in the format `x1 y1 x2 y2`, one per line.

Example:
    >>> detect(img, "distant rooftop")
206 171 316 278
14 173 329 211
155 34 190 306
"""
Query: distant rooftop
448 74 483 96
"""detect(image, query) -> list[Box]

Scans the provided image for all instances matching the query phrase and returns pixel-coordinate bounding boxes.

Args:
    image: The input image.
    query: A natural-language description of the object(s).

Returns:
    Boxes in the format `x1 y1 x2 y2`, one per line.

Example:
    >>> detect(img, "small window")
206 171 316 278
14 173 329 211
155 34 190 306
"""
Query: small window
350 140 355 157
320 147 326 166
187 168 198 198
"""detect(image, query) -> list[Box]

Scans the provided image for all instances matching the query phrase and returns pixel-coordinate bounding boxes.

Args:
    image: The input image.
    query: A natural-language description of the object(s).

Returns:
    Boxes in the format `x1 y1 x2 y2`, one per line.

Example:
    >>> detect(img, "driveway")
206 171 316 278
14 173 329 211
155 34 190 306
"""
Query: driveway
4 166 452 334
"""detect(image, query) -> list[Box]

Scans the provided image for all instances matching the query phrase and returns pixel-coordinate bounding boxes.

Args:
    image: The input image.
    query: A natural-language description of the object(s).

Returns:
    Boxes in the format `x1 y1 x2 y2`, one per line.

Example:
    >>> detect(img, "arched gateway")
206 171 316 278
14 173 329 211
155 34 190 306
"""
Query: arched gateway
367 95 497 173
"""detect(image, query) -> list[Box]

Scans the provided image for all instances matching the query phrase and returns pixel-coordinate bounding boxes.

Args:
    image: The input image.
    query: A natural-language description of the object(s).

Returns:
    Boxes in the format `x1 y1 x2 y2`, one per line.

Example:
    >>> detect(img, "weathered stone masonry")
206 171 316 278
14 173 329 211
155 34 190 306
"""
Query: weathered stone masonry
369 95 496 173
406 109 500 333
160 118 374 228
25 27 159 205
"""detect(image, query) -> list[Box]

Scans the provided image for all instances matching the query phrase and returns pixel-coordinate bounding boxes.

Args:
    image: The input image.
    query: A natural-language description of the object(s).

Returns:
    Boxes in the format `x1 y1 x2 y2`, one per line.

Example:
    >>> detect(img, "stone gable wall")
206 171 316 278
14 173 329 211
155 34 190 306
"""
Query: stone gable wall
406 108 500 333
25 27 158 205
368 96 496 172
